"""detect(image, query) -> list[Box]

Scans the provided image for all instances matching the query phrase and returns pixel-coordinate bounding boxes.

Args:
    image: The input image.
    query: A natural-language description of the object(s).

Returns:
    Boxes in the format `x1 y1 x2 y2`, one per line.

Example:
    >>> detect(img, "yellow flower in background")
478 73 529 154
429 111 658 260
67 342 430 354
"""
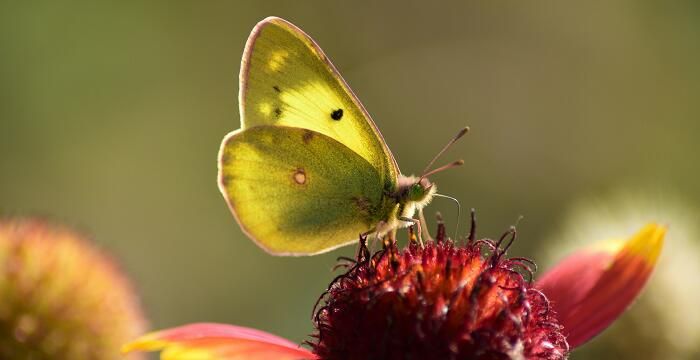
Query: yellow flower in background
542 190 700 359
0 217 147 359
124 218 664 359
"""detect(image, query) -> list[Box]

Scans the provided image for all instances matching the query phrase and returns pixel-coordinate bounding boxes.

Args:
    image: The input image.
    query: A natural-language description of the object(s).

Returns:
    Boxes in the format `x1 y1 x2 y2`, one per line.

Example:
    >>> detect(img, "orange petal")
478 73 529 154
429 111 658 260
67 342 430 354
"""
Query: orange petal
122 323 318 360
536 223 666 348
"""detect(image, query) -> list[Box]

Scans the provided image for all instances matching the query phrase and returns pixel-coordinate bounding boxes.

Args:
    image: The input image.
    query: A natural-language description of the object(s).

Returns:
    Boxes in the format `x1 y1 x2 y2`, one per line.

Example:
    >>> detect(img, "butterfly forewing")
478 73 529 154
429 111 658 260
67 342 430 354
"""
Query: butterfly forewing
239 17 399 190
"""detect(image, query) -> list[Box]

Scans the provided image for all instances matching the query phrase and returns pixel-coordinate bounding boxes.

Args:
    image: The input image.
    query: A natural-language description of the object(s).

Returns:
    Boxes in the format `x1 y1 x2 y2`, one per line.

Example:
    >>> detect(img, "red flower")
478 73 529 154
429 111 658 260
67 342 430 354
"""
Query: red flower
535 224 665 349
123 221 664 359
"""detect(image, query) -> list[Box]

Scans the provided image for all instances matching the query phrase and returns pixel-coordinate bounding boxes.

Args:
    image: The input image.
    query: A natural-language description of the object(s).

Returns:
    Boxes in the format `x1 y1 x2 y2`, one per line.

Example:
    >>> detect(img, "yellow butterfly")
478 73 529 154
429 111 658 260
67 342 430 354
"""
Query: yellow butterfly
218 17 465 255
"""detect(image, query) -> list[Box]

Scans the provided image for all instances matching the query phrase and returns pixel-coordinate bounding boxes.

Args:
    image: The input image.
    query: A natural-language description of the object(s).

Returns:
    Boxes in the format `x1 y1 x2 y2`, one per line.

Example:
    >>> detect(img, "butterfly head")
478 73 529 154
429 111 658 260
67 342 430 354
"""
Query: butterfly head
397 175 437 212
408 177 435 202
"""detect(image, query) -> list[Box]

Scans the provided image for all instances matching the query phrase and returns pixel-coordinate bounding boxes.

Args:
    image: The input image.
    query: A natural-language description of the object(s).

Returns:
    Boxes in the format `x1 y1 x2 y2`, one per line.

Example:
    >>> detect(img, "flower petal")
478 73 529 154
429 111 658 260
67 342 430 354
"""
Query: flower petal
122 323 318 360
535 223 666 348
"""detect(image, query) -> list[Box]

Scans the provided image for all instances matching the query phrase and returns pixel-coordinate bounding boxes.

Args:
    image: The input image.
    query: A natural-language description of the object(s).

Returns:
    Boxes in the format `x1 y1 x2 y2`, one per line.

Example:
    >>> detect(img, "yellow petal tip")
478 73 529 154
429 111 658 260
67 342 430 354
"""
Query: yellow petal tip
624 223 666 266
121 333 166 354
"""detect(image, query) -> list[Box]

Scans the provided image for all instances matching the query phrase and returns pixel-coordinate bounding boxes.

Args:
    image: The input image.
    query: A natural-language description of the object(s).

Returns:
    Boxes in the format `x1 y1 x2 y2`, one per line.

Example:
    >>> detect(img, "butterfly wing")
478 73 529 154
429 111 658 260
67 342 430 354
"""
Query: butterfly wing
239 17 399 189
218 126 396 256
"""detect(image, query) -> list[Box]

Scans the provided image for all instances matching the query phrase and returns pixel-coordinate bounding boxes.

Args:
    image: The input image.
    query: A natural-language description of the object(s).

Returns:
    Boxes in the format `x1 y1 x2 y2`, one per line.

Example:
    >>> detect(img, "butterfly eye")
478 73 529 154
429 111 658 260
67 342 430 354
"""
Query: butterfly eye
407 183 425 201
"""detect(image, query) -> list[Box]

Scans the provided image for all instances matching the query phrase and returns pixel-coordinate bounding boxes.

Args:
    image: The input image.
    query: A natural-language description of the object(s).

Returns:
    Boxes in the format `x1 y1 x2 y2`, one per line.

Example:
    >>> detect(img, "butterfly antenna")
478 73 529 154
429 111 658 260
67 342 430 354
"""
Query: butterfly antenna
421 160 464 179
420 126 470 179
433 193 461 239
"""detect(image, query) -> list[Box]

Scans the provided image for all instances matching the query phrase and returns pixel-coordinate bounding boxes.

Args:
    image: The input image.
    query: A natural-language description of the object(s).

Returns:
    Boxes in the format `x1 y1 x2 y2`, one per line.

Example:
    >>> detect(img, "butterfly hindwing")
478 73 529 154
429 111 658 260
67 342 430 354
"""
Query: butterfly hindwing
239 17 399 191
218 125 396 255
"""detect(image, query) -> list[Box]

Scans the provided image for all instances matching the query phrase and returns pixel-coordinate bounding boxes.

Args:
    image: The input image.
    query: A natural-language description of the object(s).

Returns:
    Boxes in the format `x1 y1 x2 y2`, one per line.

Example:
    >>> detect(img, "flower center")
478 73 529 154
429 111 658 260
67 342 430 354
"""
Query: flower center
311 220 569 360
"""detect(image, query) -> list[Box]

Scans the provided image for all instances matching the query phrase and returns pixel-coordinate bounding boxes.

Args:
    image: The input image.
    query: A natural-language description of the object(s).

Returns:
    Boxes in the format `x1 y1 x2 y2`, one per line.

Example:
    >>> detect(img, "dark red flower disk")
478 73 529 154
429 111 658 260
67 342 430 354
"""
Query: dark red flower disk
311 221 569 360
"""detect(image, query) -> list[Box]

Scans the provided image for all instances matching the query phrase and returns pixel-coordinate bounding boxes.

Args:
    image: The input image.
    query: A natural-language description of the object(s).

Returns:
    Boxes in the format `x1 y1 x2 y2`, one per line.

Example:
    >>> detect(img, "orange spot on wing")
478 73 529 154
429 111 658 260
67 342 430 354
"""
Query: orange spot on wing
293 168 307 185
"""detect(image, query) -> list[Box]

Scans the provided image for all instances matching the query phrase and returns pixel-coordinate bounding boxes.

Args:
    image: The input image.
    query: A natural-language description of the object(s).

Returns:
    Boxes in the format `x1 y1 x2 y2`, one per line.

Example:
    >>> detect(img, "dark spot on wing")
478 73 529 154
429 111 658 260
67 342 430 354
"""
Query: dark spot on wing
330 108 343 121
221 174 233 186
352 196 372 215
302 130 315 144
274 107 282 118
273 85 281 93
220 152 231 164
293 168 307 185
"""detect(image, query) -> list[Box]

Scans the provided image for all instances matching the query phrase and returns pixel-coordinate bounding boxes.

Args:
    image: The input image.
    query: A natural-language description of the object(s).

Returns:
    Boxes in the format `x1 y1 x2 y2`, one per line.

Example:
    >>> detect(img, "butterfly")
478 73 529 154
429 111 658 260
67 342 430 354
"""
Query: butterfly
218 17 465 256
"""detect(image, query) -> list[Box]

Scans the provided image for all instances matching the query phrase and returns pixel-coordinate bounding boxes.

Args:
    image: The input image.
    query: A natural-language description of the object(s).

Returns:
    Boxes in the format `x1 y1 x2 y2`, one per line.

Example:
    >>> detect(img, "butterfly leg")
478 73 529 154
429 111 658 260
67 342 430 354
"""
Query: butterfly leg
361 231 378 252
417 208 434 242
362 222 386 252
399 216 423 247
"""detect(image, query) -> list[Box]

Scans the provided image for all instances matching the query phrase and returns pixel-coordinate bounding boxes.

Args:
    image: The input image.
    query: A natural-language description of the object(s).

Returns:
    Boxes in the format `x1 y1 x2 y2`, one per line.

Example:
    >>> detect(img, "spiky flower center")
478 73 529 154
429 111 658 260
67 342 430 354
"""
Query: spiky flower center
311 223 568 360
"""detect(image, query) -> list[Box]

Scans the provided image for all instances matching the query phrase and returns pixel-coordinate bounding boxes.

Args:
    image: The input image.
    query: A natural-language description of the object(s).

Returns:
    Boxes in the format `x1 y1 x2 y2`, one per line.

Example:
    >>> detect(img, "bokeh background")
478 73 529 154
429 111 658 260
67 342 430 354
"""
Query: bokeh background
2 1 699 359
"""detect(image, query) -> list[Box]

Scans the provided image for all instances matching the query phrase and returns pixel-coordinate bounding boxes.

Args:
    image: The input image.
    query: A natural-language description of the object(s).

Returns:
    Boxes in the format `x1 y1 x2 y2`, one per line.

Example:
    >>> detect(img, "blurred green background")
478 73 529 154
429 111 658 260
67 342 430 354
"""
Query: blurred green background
1 1 698 359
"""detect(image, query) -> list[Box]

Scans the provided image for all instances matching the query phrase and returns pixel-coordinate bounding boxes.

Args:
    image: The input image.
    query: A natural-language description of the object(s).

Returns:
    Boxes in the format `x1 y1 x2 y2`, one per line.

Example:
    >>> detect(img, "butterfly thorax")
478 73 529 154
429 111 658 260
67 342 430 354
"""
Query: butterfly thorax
394 175 437 219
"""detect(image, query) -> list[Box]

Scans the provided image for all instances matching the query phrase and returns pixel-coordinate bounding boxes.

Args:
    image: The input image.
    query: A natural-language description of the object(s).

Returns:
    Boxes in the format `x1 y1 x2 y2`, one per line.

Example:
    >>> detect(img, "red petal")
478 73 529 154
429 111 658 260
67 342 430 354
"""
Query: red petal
536 224 665 348
122 323 318 360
